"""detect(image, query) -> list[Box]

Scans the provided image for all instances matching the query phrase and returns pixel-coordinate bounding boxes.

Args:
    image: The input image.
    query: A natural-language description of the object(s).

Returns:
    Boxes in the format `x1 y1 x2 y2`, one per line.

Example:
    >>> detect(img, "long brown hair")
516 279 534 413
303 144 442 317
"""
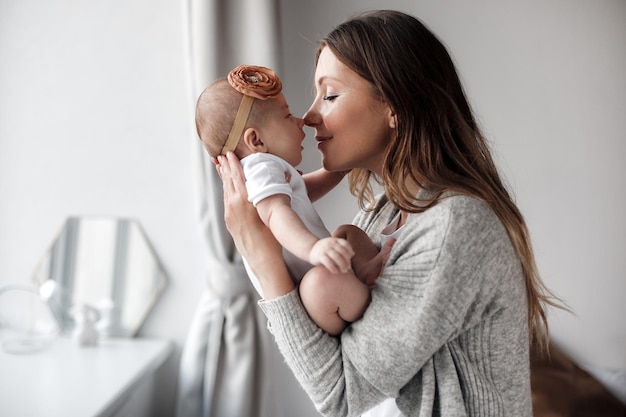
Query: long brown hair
319 10 563 352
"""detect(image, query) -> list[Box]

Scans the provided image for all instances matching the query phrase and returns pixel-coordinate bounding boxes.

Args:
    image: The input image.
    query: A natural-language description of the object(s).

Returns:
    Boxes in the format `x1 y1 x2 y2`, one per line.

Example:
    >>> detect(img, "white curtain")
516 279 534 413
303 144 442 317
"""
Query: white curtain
176 0 282 416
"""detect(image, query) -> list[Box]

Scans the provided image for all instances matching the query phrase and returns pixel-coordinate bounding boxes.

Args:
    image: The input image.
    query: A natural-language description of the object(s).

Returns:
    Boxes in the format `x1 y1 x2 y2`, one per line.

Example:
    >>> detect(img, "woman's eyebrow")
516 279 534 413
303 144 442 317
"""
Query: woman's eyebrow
315 75 340 86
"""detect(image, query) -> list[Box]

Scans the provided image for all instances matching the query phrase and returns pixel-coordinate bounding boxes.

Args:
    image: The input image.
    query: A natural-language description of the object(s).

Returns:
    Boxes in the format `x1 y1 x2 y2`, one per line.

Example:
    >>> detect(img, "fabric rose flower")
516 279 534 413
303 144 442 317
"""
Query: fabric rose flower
228 65 282 100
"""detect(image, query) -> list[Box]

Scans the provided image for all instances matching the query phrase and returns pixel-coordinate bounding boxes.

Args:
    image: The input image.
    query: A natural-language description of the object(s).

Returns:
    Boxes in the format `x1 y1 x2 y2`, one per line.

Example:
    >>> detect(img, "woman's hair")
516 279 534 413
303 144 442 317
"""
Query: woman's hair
319 9 562 352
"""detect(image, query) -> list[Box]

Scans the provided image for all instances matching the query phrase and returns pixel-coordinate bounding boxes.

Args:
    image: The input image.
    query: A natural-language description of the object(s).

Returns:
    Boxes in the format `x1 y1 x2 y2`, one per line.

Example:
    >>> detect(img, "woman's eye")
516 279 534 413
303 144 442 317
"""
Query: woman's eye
323 94 338 101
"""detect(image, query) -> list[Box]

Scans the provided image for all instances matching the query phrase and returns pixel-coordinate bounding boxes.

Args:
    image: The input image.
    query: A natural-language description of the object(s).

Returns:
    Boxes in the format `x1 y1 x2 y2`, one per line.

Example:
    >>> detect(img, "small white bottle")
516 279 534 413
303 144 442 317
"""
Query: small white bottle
70 303 101 347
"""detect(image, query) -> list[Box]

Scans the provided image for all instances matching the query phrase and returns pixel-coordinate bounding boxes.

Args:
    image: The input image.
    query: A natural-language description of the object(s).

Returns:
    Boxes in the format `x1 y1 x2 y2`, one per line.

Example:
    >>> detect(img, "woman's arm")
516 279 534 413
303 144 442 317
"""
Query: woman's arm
216 152 295 299
303 168 349 203
218 151 413 414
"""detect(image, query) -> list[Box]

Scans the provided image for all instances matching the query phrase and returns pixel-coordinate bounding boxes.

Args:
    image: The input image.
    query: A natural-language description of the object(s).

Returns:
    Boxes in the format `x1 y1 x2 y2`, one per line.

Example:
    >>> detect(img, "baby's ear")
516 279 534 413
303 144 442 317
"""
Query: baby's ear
242 127 267 153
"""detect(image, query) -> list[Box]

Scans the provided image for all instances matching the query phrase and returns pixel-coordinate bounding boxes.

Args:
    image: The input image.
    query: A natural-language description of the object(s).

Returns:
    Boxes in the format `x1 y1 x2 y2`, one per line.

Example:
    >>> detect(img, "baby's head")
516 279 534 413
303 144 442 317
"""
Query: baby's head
196 65 301 160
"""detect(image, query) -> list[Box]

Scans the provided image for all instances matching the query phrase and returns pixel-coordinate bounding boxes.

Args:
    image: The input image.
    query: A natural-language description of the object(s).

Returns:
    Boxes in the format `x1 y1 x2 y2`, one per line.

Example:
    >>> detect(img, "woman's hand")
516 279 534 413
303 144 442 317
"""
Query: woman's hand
215 152 296 298
215 152 269 260
359 238 395 288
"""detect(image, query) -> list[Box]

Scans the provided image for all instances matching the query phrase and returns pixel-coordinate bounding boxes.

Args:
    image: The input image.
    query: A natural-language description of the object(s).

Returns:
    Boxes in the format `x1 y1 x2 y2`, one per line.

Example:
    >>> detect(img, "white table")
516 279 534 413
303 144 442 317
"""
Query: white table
0 337 173 417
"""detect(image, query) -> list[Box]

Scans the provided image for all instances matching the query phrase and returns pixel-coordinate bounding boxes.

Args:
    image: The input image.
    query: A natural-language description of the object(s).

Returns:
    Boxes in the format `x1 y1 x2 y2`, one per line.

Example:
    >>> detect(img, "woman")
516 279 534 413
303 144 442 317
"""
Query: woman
217 9 560 417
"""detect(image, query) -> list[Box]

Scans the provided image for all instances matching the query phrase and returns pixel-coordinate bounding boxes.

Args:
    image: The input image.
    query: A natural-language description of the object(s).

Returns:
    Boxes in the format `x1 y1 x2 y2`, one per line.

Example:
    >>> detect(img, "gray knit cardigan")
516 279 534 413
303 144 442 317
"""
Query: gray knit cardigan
259 192 532 417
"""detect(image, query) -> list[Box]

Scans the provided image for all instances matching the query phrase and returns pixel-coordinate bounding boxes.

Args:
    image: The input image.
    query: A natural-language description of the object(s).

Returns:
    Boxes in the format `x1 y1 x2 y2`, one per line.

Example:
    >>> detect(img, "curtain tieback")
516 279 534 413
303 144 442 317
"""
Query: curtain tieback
205 261 254 302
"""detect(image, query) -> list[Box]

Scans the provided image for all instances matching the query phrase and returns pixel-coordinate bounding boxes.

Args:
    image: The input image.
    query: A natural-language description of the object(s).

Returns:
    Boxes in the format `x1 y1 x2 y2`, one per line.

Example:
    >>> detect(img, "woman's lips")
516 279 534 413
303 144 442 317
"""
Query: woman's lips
315 136 330 150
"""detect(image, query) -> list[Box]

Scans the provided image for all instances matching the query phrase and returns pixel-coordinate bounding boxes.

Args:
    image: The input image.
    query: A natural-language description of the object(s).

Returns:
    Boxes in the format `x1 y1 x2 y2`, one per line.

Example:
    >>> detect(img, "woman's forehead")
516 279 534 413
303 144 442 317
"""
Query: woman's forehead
314 48 372 93
314 47 346 85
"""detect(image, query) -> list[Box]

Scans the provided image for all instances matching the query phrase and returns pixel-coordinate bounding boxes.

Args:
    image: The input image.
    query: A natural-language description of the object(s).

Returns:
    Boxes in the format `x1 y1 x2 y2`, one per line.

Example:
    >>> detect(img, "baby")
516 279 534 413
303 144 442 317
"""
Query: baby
196 65 385 335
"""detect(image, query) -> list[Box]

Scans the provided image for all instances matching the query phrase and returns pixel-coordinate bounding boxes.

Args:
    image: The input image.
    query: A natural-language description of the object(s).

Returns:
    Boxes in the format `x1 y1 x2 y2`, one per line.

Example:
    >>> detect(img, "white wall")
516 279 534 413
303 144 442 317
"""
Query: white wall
1 0 624 415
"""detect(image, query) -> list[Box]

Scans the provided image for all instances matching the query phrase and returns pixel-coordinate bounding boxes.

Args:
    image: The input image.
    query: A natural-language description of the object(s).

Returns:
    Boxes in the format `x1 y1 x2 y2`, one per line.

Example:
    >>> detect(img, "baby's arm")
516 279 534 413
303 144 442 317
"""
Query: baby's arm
256 194 354 273
302 168 350 203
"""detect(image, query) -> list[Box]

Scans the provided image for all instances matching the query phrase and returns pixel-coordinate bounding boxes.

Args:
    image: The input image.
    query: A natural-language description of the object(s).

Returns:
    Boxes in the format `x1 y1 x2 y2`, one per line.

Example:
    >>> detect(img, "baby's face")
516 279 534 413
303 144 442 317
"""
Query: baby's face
257 94 306 167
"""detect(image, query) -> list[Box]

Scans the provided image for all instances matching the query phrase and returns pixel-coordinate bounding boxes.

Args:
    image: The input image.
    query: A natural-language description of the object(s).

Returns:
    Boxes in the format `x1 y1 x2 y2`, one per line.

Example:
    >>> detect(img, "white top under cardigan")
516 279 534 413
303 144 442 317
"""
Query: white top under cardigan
258 190 532 417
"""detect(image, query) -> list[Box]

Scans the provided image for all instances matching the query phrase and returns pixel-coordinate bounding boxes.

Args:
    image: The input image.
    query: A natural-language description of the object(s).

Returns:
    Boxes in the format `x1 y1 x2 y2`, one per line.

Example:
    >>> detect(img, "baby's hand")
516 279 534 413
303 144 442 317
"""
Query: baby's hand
310 237 355 273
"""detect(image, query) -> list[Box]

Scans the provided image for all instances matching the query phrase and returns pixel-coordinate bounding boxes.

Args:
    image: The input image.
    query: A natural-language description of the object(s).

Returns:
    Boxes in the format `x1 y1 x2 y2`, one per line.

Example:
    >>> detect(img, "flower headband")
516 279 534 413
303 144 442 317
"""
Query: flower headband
220 65 283 155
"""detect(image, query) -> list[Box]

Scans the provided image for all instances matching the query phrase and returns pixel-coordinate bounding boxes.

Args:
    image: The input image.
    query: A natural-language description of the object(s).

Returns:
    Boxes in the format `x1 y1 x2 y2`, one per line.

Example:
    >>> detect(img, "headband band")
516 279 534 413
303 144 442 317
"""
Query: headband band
220 95 254 155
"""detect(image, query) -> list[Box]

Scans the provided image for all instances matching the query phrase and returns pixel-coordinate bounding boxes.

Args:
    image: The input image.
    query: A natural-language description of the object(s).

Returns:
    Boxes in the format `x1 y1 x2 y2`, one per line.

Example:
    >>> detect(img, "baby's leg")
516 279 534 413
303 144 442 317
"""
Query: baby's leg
333 224 380 286
299 265 370 336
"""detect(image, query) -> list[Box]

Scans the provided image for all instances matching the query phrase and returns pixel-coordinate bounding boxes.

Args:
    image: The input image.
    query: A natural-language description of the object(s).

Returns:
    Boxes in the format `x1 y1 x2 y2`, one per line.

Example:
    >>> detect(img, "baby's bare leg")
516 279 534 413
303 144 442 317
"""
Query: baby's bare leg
299 265 370 336
333 224 380 286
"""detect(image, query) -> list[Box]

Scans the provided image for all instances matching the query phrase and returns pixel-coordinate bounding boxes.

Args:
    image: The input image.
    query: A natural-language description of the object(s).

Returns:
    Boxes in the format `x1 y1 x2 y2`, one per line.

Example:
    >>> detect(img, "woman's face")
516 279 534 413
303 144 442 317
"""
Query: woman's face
303 47 393 175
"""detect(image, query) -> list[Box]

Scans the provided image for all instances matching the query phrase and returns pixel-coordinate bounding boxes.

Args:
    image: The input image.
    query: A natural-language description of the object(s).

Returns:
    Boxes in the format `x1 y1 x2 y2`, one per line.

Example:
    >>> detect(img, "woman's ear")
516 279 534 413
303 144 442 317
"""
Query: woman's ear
386 106 397 129
242 127 267 153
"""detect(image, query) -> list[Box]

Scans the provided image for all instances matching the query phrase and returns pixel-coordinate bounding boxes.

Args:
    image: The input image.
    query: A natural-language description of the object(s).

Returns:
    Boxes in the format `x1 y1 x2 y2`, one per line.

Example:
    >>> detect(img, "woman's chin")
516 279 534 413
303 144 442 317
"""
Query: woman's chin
320 152 355 173
321 158 338 172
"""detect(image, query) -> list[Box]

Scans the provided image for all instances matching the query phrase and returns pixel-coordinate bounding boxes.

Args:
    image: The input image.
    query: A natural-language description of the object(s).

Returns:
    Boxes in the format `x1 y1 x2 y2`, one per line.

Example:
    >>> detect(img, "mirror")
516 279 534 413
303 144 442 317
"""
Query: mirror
33 217 168 337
